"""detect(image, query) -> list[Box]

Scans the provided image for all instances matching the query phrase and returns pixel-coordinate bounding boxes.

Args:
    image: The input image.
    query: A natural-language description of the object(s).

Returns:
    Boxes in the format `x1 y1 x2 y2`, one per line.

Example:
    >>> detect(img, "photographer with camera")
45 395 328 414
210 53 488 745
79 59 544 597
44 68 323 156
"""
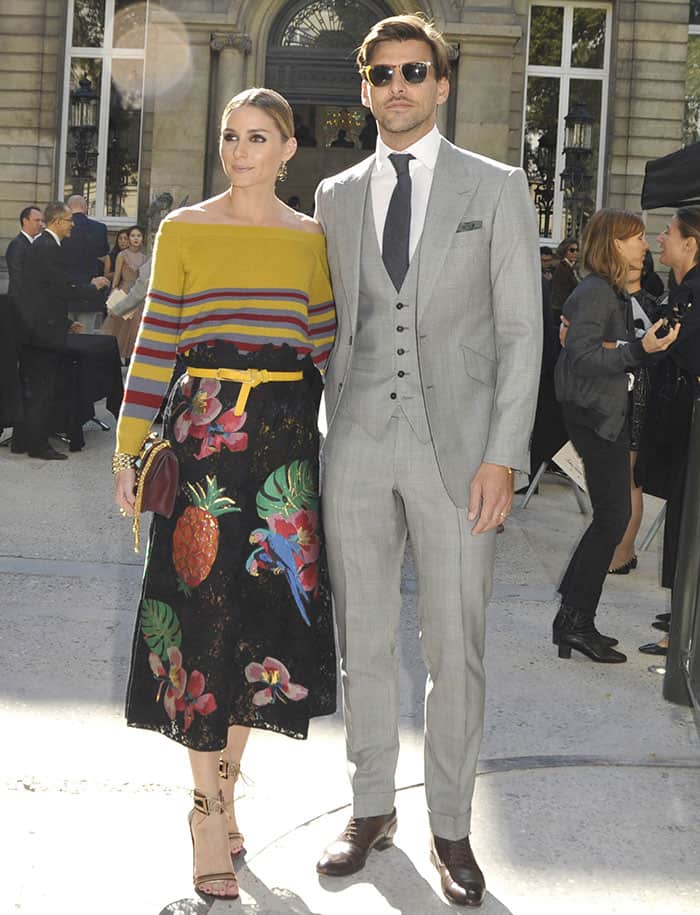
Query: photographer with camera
640 207 700 656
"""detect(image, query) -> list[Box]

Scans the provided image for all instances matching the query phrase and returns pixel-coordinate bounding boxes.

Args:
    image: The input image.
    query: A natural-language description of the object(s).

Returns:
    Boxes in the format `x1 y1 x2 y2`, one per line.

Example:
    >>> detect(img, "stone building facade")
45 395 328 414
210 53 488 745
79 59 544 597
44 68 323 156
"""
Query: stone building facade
0 0 696 259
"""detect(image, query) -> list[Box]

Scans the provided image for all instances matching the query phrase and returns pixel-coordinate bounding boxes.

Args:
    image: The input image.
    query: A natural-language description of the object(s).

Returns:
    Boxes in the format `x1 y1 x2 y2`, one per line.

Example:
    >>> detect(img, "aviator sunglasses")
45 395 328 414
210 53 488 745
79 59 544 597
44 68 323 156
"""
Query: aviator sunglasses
360 60 433 87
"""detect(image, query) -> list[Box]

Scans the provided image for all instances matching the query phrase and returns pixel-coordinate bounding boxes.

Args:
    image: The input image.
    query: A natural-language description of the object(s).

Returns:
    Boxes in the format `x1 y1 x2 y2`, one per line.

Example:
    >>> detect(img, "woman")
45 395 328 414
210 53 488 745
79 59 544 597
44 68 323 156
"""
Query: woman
102 225 148 362
639 207 700 656
553 209 678 663
106 228 129 282
607 263 660 574
113 88 337 900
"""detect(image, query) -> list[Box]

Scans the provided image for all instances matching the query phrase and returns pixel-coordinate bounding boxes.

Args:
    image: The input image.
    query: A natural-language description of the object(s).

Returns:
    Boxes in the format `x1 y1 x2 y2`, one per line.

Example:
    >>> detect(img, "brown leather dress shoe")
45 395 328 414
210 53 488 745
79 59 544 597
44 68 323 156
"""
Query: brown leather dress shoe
430 834 485 907
316 809 397 876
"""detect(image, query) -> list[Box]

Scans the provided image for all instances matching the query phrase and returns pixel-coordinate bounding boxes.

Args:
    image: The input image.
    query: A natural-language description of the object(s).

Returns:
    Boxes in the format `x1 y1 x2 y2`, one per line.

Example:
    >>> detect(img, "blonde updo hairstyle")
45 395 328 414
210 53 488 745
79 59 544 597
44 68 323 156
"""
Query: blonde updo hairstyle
220 87 294 141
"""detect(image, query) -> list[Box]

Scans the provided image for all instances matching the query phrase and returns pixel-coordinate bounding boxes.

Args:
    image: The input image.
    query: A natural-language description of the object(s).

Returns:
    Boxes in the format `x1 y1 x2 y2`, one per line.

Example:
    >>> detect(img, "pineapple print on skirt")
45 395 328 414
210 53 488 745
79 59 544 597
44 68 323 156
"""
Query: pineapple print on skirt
125 342 337 750
173 476 240 595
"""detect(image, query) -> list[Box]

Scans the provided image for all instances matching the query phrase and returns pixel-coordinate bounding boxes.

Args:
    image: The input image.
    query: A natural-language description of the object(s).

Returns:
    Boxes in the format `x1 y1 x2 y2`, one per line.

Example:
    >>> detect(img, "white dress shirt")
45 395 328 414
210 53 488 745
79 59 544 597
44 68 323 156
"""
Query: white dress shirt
45 228 61 246
371 125 441 260
21 230 38 244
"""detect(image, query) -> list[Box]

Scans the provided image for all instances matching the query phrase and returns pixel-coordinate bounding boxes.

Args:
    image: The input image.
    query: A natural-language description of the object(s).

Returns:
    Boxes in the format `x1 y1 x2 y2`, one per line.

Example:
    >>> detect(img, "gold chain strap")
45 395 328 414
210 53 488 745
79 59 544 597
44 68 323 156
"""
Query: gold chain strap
132 440 172 554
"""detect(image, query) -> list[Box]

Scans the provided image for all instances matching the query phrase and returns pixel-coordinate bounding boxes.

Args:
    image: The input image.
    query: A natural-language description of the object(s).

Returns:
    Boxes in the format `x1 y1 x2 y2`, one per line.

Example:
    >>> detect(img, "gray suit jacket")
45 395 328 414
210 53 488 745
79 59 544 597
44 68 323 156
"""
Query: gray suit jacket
315 137 542 508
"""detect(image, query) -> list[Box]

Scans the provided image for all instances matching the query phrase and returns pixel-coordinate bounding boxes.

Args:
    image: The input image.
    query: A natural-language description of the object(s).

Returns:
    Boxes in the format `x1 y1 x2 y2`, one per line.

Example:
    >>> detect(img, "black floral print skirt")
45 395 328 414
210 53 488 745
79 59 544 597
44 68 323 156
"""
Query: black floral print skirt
125 342 337 750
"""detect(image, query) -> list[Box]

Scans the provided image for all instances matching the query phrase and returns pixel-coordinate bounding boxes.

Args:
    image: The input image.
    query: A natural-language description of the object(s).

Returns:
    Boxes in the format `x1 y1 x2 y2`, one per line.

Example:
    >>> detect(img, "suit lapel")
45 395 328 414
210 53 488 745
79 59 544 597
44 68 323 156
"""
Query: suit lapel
334 157 374 330
417 140 479 322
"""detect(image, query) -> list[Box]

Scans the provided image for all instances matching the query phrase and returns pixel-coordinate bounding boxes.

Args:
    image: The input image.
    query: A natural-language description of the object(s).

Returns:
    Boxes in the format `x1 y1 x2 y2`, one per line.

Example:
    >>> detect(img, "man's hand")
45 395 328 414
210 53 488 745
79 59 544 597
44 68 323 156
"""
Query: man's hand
114 468 137 516
69 321 84 334
91 276 110 289
468 462 514 534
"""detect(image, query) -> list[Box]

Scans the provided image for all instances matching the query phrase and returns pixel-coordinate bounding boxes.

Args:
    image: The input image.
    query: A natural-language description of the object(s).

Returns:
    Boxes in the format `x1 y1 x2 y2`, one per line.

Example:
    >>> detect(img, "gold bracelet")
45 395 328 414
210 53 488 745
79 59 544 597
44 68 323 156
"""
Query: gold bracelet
112 452 138 474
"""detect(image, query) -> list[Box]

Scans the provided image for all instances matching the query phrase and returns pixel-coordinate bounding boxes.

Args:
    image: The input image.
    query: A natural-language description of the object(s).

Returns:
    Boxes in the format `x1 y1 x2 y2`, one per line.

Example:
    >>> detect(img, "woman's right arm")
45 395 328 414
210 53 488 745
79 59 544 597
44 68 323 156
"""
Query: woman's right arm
113 221 184 513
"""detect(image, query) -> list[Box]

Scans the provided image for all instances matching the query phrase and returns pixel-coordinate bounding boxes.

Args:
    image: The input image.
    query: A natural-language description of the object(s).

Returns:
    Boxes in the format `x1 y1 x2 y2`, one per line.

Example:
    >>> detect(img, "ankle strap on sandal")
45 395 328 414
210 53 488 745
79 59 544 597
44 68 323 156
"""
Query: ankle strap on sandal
218 757 241 781
192 789 225 816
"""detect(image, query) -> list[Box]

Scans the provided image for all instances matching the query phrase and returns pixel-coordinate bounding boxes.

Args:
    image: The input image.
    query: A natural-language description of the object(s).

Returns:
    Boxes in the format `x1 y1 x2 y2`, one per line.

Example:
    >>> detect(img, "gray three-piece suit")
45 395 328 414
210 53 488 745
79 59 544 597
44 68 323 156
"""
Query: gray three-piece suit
315 136 542 840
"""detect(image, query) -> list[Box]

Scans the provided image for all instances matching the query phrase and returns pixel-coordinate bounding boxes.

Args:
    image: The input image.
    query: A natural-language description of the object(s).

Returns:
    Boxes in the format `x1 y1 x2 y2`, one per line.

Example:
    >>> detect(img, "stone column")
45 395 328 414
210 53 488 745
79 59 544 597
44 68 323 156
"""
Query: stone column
207 32 252 196
446 22 521 163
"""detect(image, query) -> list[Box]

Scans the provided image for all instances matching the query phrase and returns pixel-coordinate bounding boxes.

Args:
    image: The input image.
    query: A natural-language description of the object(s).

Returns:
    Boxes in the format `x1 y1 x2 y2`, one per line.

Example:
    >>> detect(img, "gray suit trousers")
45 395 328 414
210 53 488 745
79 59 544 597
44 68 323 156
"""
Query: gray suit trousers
322 410 496 839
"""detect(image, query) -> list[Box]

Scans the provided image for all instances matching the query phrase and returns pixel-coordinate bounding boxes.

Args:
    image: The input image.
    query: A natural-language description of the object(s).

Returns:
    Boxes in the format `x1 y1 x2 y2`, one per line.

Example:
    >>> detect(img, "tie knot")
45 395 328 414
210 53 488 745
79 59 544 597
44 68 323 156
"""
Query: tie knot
388 153 414 176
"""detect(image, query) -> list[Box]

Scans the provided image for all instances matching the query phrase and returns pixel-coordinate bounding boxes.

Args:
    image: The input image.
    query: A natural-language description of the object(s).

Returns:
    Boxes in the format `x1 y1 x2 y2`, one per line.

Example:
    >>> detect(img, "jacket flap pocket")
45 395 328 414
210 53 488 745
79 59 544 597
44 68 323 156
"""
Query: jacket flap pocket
461 345 497 387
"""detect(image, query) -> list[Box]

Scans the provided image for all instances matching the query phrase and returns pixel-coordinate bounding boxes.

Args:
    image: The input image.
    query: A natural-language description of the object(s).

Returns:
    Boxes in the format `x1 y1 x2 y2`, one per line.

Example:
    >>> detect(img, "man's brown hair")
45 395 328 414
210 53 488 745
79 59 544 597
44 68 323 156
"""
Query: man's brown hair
581 208 645 292
356 14 451 80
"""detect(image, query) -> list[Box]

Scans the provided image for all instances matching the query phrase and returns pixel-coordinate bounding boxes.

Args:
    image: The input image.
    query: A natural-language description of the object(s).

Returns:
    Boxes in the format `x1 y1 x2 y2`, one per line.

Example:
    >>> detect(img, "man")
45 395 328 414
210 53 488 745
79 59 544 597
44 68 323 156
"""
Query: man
550 237 579 316
6 205 44 304
4 206 44 449
314 15 541 907
17 201 109 460
61 194 110 332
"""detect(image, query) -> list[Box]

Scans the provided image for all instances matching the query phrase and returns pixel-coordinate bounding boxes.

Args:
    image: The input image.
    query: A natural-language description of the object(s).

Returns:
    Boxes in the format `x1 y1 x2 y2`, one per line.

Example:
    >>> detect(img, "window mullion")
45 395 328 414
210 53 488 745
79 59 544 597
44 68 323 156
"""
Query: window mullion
95 54 112 219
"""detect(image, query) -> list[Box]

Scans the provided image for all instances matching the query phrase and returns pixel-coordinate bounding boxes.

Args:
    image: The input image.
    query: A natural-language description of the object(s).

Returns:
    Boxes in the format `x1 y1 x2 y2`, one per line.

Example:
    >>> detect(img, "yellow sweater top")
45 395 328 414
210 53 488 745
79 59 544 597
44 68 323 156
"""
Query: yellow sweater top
116 220 336 455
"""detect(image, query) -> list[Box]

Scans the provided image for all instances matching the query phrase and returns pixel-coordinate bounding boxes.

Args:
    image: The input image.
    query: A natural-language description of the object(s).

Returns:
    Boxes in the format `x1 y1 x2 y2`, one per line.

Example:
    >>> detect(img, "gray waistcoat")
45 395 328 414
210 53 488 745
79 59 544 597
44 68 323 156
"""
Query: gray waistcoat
340 189 431 443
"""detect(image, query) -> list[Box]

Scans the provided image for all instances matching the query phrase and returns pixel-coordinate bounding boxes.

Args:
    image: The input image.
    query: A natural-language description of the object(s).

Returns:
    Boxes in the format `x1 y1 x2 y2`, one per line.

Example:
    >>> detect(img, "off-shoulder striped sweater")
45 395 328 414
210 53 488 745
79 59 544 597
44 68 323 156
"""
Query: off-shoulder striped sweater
116 220 336 455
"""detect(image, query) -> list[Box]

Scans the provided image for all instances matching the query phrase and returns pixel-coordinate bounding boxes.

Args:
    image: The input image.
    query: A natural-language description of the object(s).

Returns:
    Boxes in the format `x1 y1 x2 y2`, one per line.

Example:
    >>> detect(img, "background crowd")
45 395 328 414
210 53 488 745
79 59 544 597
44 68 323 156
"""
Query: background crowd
0 195 157 460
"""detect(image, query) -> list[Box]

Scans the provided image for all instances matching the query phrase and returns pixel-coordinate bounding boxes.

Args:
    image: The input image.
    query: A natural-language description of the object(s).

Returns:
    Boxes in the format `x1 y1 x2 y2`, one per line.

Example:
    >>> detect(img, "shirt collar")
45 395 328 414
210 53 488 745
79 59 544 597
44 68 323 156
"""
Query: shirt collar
21 230 37 243
375 124 441 173
45 228 62 246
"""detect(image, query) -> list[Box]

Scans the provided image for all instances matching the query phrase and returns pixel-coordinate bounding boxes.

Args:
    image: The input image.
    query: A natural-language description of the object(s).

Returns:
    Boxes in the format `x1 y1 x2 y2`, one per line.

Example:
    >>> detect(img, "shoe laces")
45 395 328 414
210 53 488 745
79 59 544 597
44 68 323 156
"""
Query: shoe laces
341 818 361 842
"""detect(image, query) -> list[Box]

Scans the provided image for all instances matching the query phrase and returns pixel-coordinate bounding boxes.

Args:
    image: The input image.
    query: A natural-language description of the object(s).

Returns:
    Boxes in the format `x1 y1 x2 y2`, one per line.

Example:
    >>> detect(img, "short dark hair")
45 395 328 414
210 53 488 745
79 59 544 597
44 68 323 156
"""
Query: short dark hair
357 14 451 80
540 246 553 255
20 205 41 226
44 201 70 226
556 237 578 258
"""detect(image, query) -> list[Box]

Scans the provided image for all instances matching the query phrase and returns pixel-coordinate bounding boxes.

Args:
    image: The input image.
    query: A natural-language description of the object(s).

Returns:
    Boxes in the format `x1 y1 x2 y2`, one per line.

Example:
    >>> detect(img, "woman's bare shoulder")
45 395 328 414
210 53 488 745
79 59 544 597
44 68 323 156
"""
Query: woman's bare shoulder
165 195 228 224
291 213 323 235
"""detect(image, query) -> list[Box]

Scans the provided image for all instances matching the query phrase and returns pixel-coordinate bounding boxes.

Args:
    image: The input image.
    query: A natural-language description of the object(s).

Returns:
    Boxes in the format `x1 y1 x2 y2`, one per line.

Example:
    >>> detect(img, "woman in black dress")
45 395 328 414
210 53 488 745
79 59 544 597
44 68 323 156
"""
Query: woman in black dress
113 89 337 900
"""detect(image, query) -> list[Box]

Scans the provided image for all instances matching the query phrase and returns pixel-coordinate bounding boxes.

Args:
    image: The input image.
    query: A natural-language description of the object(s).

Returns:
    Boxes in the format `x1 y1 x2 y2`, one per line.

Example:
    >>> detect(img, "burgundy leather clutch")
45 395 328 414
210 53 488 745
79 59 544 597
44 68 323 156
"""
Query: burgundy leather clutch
132 434 179 551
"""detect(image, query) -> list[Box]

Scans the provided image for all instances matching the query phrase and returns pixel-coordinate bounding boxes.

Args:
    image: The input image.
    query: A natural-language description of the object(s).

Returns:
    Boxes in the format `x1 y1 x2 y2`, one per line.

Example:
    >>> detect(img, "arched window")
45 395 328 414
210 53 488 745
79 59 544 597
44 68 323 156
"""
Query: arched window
266 0 392 153
267 0 392 107
276 0 388 49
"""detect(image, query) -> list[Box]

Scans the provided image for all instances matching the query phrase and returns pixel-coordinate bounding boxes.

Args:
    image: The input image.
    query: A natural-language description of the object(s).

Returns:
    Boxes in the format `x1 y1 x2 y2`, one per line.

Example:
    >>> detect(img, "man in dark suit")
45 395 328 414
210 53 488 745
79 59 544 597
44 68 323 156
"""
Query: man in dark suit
18 201 109 460
3 206 44 447
62 194 110 332
550 237 580 317
6 205 44 303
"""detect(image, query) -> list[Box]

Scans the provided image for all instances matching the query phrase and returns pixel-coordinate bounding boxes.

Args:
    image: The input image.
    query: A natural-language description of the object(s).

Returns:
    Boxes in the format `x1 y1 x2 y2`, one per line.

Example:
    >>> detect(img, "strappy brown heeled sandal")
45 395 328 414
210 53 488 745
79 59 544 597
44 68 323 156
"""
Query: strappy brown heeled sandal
219 757 246 858
188 789 239 901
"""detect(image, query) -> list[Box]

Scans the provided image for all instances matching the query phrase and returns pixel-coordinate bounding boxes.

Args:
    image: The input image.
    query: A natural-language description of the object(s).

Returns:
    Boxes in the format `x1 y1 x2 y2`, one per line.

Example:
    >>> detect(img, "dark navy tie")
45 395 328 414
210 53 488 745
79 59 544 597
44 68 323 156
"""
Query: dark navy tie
382 153 414 291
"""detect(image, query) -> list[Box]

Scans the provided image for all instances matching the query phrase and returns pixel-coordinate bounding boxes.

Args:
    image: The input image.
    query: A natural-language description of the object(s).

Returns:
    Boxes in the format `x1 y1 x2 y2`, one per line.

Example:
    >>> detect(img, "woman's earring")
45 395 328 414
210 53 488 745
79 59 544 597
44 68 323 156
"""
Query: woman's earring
277 161 288 182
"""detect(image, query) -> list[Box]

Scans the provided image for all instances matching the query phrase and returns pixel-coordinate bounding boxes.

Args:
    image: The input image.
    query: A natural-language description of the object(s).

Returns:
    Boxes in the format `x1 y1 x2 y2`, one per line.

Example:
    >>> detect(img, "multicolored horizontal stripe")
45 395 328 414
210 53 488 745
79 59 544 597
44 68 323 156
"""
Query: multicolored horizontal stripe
116 222 336 455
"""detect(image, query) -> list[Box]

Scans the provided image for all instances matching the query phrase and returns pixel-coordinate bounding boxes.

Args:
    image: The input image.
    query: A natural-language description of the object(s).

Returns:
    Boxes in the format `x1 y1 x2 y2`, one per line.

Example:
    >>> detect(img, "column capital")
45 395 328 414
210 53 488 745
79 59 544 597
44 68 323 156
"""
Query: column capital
210 32 252 54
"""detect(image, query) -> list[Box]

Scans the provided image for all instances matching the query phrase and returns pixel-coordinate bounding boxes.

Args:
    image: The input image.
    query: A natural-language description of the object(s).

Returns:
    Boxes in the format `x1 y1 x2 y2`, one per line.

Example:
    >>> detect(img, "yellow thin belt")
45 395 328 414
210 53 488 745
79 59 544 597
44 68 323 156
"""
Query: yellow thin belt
186 367 304 415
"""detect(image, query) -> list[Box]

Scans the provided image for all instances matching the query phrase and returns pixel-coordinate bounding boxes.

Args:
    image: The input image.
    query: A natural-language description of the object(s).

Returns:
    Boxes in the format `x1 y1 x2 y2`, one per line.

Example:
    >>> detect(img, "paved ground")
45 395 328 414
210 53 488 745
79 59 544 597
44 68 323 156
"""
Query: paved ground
1 406 698 915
